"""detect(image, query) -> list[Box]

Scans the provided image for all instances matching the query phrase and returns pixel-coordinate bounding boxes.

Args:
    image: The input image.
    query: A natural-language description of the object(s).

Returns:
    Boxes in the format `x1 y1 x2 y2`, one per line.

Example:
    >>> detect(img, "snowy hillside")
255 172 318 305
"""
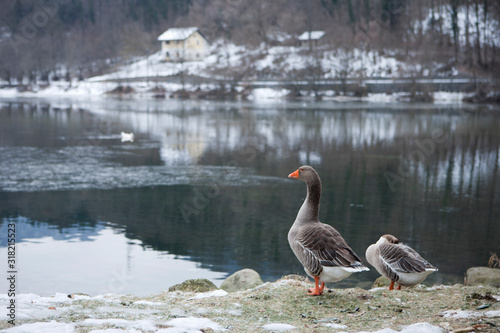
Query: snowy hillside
89 40 413 83
3 26 497 104
0 37 475 102
2 0 499 99
419 5 500 48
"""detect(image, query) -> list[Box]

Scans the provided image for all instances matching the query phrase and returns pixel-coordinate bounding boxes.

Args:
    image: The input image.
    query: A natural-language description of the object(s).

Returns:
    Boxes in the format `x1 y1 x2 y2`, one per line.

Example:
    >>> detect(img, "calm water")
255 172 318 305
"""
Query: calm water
0 97 499 296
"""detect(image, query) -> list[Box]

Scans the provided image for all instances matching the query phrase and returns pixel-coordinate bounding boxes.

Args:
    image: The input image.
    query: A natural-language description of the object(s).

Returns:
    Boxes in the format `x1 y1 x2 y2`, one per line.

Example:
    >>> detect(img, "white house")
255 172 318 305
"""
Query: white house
298 31 326 49
157 27 209 61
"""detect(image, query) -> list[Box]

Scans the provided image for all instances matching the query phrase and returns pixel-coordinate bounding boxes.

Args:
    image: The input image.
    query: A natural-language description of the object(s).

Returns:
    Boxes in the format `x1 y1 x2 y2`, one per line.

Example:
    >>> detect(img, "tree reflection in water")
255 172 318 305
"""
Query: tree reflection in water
0 100 498 293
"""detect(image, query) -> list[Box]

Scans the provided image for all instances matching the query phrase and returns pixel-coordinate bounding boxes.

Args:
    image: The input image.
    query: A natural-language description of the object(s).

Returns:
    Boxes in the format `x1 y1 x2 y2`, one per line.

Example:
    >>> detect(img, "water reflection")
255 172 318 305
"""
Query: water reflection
0 216 226 296
0 98 499 295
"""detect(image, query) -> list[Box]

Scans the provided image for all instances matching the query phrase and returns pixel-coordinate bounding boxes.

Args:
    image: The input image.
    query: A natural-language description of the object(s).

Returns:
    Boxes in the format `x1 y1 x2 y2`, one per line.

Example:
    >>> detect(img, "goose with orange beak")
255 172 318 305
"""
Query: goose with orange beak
287 165 369 296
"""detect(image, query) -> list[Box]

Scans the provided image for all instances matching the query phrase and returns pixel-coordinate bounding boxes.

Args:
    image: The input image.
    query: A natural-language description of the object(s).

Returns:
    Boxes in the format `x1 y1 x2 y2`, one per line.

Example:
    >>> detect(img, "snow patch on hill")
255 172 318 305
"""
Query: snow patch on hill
0 39 474 101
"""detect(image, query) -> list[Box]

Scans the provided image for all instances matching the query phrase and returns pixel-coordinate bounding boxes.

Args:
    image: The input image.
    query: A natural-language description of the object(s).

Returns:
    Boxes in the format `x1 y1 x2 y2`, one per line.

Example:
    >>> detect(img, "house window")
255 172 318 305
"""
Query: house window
166 51 170 58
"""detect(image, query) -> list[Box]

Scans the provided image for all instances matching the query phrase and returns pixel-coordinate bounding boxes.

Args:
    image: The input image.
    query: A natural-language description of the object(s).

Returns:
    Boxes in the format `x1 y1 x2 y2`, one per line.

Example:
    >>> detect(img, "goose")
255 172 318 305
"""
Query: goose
365 234 438 290
288 165 369 296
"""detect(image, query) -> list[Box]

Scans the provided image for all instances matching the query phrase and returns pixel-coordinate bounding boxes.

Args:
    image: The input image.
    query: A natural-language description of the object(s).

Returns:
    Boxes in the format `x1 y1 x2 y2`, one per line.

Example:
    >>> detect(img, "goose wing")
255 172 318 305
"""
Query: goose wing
379 243 436 281
296 223 364 276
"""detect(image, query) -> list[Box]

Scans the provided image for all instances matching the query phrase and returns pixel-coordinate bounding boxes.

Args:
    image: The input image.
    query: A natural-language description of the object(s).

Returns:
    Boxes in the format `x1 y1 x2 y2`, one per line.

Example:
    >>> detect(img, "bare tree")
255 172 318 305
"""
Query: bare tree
465 0 473 66
474 0 483 66
450 0 460 62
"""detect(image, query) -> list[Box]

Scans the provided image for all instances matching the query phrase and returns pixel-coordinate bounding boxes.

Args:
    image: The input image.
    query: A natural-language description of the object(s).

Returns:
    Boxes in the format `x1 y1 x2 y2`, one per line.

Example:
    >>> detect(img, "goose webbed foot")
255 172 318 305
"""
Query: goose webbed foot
389 280 395 290
307 277 324 296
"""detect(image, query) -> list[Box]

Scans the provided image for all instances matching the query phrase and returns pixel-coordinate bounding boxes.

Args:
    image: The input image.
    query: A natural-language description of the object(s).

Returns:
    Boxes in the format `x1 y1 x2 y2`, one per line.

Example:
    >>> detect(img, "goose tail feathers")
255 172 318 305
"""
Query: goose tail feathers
344 262 370 272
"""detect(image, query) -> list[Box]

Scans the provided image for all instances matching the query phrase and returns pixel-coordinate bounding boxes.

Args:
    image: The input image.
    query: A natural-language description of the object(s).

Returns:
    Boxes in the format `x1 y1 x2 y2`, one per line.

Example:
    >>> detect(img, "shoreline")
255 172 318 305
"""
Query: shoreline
1 275 499 332
0 76 491 105
0 84 476 106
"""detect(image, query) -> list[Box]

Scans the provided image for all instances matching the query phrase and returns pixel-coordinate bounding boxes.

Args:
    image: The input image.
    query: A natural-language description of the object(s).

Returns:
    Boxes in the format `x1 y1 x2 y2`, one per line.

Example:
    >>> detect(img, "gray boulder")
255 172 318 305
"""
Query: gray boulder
372 276 391 289
466 267 500 287
168 279 218 293
220 268 263 292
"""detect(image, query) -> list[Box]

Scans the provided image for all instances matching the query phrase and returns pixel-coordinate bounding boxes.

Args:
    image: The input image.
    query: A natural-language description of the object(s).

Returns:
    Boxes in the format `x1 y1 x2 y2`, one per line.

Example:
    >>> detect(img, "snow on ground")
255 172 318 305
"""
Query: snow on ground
0 80 121 99
442 309 500 319
87 41 247 82
432 91 466 103
247 88 290 100
0 289 456 333
2 279 498 333
1 292 229 333
262 323 297 331
163 317 226 332
89 40 402 84
188 290 228 300
3 321 75 333
323 322 348 329
352 323 445 333
0 38 481 103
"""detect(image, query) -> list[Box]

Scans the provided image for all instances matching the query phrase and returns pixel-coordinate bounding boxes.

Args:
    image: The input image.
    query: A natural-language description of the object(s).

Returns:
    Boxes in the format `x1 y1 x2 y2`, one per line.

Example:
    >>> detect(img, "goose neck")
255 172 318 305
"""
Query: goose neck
306 178 321 205
296 179 321 223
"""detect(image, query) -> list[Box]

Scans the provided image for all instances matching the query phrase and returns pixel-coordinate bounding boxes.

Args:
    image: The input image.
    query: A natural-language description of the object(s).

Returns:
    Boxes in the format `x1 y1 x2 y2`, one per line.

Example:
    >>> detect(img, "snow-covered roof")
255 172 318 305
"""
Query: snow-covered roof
298 31 325 41
157 27 199 41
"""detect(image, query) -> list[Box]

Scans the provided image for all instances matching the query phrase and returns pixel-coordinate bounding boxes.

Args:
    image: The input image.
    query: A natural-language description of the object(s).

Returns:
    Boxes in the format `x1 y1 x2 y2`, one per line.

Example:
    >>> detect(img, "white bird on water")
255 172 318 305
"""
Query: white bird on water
120 132 134 143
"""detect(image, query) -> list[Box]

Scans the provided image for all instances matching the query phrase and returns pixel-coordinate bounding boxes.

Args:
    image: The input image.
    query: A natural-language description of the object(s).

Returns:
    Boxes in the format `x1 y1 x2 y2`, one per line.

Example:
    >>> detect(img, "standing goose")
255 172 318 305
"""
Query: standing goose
288 165 369 296
366 234 438 290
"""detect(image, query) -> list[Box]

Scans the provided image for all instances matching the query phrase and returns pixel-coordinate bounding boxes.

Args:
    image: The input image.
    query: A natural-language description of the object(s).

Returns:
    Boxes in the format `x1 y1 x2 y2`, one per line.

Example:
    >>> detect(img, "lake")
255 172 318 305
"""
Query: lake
0 97 499 296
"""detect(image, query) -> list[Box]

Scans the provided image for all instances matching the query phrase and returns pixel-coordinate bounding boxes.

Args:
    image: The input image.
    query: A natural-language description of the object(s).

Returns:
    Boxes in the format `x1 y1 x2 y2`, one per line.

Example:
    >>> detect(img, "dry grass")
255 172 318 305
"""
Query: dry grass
146 275 500 332
2 276 499 332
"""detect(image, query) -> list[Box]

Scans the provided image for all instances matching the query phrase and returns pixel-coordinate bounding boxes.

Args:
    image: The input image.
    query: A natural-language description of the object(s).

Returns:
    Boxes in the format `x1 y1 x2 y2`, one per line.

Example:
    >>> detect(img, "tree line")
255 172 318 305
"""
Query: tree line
0 0 499 86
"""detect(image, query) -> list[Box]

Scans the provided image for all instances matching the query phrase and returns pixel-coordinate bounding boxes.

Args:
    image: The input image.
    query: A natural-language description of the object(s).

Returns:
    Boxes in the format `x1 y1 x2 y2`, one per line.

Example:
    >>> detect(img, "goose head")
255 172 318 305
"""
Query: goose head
374 234 400 246
382 234 399 244
288 165 319 183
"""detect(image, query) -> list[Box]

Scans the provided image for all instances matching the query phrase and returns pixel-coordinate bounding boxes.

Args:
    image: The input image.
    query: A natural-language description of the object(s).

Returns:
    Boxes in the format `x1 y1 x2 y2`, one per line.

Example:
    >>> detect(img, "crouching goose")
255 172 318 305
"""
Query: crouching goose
366 234 438 290
288 165 369 296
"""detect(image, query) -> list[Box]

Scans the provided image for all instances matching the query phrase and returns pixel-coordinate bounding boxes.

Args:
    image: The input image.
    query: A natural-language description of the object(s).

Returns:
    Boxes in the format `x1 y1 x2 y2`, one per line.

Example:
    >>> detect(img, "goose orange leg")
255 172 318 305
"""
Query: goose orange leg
388 281 395 290
307 276 324 296
396 284 401 290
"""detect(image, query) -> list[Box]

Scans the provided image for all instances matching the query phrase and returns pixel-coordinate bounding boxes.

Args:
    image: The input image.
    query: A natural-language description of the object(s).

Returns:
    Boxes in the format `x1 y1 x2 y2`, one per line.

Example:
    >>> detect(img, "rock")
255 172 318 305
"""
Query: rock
168 279 218 293
220 268 263 292
372 276 391 288
356 280 375 290
279 274 309 283
465 267 500 287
